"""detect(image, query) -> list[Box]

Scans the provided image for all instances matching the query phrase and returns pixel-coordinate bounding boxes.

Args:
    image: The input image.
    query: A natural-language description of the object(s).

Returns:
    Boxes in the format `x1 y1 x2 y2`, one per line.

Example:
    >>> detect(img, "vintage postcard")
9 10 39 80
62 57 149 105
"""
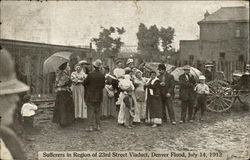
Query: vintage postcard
0 0 249 160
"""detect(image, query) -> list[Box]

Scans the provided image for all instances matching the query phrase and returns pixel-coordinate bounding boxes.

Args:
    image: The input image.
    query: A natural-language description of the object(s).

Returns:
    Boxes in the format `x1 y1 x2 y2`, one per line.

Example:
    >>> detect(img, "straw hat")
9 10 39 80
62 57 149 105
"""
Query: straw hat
78 60 90 65
92 59 102 68
246 64 250 70
0 48 29 95
199 75 206 80
115 59 122 65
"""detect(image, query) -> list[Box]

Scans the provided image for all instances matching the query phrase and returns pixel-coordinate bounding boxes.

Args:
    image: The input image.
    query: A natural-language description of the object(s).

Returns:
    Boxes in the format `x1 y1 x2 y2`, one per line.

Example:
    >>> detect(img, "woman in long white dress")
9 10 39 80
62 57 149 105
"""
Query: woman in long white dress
71 64 87 119
117 74 140 124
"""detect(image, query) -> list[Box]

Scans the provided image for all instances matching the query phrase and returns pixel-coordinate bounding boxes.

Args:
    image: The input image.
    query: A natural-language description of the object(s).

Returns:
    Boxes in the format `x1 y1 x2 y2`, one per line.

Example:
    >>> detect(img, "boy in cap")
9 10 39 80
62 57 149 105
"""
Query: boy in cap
193 75 210 121
21 94 38 140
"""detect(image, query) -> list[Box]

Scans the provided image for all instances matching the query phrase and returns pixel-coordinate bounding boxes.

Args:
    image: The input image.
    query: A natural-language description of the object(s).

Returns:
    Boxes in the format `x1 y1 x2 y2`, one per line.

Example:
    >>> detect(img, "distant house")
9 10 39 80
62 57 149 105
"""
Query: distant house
118 45 139 58
180 6 249 63
117 45 142 65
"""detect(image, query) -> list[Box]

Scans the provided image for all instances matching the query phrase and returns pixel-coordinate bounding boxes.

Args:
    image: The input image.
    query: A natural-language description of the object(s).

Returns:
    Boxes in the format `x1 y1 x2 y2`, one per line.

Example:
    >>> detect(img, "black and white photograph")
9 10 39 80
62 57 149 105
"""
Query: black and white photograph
0 1 249 160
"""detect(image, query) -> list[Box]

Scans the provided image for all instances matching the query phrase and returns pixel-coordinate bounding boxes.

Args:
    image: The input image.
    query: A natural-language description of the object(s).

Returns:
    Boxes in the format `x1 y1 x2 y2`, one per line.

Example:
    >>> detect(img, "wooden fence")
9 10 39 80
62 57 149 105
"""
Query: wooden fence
16 52 246 96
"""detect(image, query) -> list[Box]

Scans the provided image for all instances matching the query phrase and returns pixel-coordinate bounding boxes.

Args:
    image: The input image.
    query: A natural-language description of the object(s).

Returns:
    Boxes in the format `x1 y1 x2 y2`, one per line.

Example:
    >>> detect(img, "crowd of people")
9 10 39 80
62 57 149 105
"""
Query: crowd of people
51 57 212 131
1 47 249 160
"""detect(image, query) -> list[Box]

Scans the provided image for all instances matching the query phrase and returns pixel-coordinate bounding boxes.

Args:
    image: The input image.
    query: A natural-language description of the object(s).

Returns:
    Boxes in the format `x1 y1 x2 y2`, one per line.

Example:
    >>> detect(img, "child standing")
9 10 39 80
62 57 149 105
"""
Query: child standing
21 95 38 139
193 75 210 121
123 88 135 129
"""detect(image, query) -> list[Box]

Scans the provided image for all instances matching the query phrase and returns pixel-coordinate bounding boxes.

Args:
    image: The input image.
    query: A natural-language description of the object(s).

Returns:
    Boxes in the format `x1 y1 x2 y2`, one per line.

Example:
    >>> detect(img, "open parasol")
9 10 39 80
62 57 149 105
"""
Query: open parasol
43 51 73 74
78 60 90 65
143 62 175 73
171 65 202 81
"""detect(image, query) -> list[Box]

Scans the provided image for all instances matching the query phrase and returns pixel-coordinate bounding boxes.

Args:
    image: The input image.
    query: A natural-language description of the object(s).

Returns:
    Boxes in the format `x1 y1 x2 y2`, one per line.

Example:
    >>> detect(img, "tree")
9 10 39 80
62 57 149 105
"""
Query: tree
136 23 175 61
148 25 160 53
159 27 175 52
137 23 148 52
136 23 160 59
93 26 125 58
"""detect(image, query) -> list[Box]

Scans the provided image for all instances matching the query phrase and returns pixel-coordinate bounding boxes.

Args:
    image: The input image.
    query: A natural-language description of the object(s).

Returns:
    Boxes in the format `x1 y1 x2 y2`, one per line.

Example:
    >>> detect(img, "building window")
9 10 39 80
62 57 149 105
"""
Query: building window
235 29 240 38
189 55 194 61
219 52 225 59
239 55 244 62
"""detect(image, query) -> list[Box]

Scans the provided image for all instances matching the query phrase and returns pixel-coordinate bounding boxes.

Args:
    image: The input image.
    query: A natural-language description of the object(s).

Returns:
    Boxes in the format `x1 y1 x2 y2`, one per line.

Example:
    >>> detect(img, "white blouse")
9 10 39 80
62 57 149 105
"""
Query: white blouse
21 103 38 117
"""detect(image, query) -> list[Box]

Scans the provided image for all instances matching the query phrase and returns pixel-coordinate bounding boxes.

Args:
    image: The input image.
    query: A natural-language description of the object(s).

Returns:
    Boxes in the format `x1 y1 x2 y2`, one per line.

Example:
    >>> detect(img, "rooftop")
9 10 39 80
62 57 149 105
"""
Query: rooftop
198 6 249 24
0 39 91 51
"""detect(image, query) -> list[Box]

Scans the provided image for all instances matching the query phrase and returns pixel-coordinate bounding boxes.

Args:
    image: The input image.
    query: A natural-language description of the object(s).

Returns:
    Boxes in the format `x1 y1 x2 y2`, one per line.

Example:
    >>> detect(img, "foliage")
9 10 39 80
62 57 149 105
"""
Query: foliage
160 27 175 52
93 26 125 58
136 23 175 58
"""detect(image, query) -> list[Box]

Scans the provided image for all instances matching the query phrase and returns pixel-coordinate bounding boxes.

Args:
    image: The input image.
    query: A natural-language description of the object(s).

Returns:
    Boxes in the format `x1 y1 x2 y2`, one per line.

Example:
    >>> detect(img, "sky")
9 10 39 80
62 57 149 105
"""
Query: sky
0 1 248 49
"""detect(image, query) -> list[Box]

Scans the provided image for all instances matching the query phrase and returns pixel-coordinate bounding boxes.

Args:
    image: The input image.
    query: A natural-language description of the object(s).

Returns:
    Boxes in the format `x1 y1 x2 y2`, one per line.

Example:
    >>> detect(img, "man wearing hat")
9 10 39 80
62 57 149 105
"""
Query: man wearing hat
0 48 28 160
204 64 213 82
179 65 196 123
158 63 176 125
84 59 105 132
232 64 250 90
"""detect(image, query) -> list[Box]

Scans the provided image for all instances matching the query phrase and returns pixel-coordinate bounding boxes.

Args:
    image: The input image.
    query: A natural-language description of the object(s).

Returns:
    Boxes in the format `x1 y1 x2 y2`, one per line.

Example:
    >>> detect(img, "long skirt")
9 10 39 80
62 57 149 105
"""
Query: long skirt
137 102 146 120
72 84 87 119
135 90 146 120
101 88 117 118
146 95 162 124
53 91 75 126
117 92 140 124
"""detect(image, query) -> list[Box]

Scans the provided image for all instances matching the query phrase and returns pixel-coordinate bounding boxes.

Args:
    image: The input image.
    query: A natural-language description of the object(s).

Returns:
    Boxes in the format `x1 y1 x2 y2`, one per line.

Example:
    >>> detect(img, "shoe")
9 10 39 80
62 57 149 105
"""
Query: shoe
171 121 176 125
179 120 183 124
85 127 94 132
127 126 133 129
151 124 157 128
25 137 35 141
199 118 204 121
95 125 101 131
189 120 194 123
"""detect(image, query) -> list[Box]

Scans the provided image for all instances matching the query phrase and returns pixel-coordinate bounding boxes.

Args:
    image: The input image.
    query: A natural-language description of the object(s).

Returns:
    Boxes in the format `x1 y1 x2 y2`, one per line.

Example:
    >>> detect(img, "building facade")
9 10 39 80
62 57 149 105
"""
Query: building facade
180 6 249 63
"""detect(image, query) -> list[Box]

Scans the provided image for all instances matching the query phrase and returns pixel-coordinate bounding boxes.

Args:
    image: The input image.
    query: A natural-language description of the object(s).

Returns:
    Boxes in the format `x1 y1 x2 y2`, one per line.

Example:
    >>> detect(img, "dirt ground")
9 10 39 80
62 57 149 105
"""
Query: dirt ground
22 101 250 160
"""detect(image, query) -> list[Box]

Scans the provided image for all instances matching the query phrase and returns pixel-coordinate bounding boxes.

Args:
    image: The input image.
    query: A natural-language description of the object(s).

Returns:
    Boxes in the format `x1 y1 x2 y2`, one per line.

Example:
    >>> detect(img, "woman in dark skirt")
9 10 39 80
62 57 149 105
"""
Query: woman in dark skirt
52 62 75 127
145 71 163 128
